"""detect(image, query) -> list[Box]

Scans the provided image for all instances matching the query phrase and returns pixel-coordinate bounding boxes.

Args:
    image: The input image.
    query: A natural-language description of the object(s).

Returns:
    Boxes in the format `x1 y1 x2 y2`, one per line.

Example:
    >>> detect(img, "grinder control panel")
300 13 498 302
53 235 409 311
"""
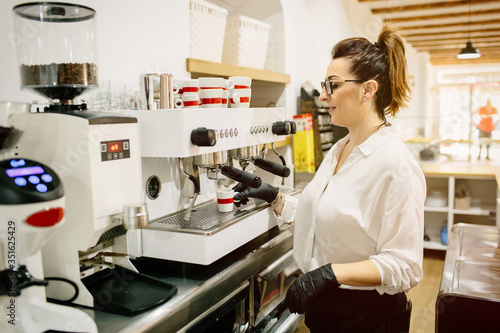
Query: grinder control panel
0 158 63 204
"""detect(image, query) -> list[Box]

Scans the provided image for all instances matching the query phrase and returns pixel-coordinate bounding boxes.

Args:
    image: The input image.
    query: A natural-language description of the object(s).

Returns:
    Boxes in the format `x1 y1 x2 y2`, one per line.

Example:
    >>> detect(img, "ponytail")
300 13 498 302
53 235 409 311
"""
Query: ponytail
332 22 411 119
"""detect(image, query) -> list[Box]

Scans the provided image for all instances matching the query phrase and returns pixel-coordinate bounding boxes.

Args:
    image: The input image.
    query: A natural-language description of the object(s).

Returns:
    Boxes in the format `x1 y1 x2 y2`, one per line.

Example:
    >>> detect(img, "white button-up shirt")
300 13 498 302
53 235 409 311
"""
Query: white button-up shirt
278 126 426 295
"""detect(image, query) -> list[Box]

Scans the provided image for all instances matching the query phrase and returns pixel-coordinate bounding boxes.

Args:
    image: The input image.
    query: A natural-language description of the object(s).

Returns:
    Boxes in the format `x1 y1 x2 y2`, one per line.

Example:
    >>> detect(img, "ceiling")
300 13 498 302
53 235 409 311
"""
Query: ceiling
357 0 500 66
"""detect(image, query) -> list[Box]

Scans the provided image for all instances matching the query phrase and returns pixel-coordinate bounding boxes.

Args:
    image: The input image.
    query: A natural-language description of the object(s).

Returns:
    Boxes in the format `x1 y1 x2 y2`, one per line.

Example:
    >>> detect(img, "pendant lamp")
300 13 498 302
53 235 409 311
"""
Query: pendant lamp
457 0 481 59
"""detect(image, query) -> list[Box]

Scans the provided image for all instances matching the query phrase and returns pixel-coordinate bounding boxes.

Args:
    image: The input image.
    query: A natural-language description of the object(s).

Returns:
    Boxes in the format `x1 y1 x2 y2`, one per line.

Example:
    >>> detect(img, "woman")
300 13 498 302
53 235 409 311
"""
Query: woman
234 22 425 332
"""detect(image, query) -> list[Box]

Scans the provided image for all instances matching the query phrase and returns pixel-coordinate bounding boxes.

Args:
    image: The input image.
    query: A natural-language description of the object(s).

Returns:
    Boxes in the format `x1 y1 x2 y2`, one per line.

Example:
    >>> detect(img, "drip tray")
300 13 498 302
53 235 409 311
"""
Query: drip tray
83 266 177 316
149 198 268 235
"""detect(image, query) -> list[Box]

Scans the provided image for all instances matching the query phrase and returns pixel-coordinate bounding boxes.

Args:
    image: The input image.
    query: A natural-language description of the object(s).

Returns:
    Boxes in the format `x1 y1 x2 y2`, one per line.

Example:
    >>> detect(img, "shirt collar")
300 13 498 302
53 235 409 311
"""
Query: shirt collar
351 126 395 157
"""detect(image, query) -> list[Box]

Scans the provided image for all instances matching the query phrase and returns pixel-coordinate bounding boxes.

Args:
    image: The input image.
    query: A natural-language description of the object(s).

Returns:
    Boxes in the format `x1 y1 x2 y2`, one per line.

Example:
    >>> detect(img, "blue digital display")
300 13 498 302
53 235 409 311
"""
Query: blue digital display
6 166 45 178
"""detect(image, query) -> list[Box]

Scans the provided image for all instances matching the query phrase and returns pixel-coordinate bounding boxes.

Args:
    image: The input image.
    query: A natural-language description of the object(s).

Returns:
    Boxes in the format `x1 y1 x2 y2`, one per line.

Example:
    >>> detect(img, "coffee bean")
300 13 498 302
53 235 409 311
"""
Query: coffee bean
20 63 98 86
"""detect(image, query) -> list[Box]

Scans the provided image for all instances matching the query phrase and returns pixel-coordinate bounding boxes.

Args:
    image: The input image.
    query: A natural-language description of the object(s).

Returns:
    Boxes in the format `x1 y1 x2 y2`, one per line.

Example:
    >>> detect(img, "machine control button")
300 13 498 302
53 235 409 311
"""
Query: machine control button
191 127 217 147
234 128 238 136
107 153 112 160
36 183 48 193
41 174 53 183
230 129 234 137
28 175 40 184
250 127 254 134
220 130 224 138
123 141 129 150
225 129 229 138
101 143 107 152
113 153 118 159
15 177 27 186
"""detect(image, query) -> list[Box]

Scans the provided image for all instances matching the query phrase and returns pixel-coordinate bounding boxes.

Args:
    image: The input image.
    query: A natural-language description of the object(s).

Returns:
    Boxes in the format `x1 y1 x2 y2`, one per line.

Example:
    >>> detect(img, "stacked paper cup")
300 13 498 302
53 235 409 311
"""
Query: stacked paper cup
228 76 252 108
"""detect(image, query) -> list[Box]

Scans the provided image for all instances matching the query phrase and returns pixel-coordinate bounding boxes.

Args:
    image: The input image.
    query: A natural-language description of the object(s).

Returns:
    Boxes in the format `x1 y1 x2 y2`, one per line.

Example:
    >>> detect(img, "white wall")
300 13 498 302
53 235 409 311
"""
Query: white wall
0 0 430 135
1 0 191 104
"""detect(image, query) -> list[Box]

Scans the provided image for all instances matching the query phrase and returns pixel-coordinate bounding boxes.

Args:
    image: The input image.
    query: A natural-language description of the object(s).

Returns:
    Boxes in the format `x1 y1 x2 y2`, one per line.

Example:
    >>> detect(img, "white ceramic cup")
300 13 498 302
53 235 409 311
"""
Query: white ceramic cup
222 90 229 108
228 76 252 89
182 79 199 94
198 77 228 91
173 79 184 95
216 189 234 213
178 93 200 108
229 88 252 108
199 88 223 108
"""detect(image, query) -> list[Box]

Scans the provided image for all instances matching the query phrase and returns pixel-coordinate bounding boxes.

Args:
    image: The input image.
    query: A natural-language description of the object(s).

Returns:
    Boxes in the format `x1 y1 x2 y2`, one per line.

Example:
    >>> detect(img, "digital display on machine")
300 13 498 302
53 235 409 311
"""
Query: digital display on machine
107 141 124 153
100 139 130 162
6 165 45 178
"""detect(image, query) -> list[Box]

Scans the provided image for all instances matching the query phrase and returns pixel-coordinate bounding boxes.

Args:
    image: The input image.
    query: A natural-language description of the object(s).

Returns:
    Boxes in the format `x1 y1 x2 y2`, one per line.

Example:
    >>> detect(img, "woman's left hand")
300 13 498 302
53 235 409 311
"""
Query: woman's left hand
285 264 339 314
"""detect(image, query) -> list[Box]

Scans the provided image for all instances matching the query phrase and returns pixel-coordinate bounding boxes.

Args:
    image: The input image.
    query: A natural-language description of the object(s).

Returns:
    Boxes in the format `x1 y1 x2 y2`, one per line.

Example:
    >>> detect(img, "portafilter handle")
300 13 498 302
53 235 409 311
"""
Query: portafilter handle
253 158 290 178
221 166 262 188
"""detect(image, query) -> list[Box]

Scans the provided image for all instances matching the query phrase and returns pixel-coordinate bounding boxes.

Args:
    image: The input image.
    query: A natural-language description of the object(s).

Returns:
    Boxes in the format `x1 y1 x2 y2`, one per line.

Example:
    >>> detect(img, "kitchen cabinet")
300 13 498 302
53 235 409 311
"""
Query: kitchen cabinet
420 163 500 250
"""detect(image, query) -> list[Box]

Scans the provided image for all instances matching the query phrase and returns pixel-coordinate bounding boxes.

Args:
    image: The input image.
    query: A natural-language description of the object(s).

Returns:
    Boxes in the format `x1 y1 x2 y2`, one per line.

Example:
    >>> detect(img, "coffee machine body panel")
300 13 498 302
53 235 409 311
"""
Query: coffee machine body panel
121 108 287 157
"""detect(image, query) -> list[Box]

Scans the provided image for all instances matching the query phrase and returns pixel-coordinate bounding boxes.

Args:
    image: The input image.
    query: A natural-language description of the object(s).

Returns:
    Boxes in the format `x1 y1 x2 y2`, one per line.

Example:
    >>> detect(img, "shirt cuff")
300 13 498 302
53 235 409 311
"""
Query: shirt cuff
273 194 297 230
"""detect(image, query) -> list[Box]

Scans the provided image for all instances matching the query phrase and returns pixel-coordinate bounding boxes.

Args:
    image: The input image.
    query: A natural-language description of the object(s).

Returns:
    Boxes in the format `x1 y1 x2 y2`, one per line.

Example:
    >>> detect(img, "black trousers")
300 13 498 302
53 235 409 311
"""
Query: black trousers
304 287 410 333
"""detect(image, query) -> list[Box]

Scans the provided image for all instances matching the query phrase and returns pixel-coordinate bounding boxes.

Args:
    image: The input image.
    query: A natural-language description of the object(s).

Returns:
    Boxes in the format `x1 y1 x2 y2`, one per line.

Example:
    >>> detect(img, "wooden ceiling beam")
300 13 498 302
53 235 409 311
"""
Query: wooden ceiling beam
427 46 500 55
430 58 500 66
414 42 500 51
367 0 496 14
410 36 500 46
401 28 500 38
385 8 500 23
398 19 500 31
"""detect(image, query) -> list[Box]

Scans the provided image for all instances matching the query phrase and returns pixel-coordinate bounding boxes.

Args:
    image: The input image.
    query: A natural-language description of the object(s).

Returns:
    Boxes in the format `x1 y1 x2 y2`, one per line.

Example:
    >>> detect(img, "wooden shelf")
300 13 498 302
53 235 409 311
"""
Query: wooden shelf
186 58 290 84
263 136 292 149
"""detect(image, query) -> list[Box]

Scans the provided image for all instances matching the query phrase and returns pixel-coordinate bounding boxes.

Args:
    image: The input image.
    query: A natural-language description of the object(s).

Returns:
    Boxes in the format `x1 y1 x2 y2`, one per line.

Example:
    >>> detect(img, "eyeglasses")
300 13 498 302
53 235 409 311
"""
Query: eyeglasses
321 78 365 95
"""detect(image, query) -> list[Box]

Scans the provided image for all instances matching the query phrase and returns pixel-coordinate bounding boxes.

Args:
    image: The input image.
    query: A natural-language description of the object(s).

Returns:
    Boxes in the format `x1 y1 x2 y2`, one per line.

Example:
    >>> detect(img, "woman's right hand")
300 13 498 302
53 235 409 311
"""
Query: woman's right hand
232 182 279 206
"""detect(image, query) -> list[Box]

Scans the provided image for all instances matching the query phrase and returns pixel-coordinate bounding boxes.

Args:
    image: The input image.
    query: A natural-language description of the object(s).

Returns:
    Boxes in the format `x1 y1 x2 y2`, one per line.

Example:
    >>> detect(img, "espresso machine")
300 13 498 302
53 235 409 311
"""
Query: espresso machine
117 107 296 265
8 2 176 316
0 120 97 332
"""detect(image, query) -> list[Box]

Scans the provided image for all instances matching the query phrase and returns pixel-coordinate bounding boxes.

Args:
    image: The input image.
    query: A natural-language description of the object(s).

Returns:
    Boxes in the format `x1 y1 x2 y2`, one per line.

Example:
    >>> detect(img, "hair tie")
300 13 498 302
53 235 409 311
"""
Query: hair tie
374 41 381 48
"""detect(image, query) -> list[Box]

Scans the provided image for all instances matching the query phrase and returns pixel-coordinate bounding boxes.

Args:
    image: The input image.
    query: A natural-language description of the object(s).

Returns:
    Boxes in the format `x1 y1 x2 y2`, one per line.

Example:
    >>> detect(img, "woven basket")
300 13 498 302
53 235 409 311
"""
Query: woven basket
222 15 271 69
190 0 228 62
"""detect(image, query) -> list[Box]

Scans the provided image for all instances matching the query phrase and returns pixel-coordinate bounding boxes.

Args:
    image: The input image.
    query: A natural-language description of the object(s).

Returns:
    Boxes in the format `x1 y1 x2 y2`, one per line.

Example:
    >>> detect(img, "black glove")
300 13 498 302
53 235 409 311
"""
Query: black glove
284 264 339 314
232 182 279 207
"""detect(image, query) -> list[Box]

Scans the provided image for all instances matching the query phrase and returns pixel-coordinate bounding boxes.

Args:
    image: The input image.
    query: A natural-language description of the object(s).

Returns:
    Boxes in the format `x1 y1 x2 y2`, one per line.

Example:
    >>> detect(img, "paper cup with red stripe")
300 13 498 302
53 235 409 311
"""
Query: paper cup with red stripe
228 76 252 90
229 88 252 108
199 88 223 108
217 189 234 213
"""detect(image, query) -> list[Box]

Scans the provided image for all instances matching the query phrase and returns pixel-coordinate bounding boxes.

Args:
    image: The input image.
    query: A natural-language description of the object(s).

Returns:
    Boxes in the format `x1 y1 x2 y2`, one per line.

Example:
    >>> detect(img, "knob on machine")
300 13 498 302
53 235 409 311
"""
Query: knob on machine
191 127 217 147
272 121 297 135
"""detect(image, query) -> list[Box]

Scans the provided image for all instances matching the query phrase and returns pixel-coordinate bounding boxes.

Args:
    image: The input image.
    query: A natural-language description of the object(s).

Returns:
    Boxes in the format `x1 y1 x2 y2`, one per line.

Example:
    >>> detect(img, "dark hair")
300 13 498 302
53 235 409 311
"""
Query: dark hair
331 22 411 120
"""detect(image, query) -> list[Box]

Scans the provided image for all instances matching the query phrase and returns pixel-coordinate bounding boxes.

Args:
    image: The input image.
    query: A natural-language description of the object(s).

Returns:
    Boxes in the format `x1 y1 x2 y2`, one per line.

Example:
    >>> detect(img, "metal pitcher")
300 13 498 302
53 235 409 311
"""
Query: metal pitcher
140 73 175 109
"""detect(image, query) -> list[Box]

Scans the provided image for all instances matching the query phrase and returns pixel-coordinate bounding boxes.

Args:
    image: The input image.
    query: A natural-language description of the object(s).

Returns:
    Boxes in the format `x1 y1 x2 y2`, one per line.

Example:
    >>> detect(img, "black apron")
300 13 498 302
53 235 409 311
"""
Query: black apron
304 286 410 333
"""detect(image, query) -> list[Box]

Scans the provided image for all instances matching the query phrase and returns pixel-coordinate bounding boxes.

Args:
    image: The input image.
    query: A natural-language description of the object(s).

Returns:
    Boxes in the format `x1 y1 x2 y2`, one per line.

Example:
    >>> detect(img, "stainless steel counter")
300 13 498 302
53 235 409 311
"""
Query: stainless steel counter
82 225 294 332
436 223 500 332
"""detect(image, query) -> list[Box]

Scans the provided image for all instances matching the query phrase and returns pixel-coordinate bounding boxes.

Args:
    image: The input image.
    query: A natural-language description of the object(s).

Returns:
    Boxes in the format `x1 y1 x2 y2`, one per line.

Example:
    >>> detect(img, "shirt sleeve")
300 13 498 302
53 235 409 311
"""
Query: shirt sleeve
368 162 426 295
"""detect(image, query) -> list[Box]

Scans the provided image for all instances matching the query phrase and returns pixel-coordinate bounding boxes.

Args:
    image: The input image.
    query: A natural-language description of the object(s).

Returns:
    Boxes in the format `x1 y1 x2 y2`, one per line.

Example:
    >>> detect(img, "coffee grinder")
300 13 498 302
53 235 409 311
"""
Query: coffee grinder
12 2 98 112
0 123 97 332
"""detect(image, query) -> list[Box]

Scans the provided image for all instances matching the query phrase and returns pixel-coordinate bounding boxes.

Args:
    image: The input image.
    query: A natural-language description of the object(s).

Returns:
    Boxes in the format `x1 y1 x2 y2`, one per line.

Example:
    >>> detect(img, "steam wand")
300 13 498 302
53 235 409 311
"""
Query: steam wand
179 158 201 221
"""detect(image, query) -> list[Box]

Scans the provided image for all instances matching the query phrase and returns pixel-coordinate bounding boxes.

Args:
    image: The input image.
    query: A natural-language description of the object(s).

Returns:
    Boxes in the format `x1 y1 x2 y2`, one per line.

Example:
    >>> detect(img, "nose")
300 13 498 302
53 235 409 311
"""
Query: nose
319 87 329 102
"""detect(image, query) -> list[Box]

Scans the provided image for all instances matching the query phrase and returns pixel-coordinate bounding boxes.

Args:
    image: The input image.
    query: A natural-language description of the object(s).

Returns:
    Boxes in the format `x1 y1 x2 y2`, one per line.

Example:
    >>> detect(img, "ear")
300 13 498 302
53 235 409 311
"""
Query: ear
363 80 378 99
